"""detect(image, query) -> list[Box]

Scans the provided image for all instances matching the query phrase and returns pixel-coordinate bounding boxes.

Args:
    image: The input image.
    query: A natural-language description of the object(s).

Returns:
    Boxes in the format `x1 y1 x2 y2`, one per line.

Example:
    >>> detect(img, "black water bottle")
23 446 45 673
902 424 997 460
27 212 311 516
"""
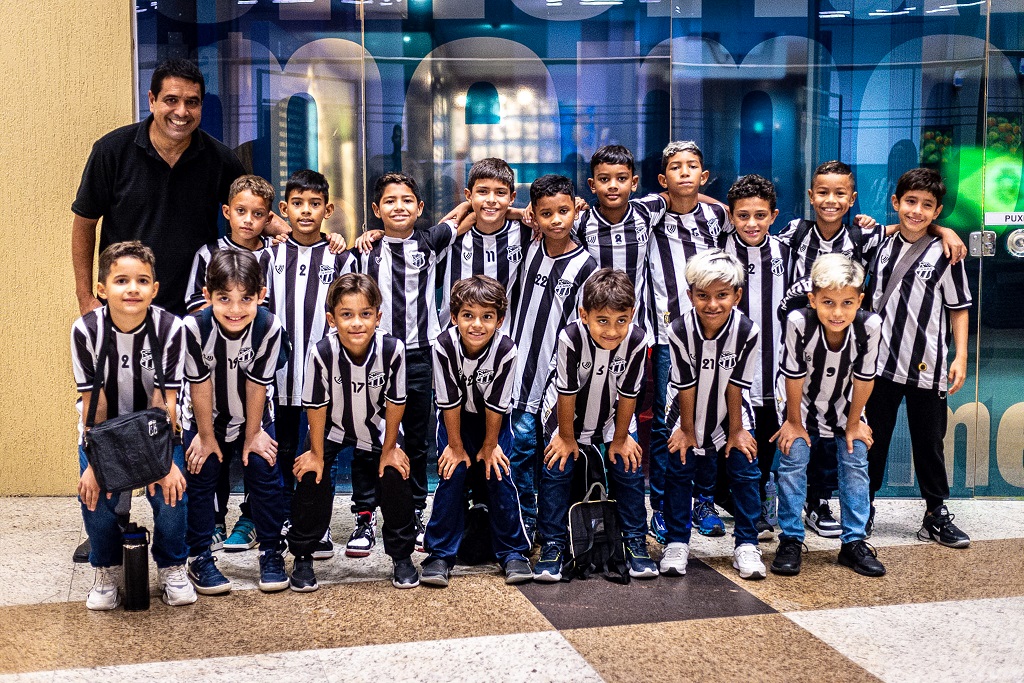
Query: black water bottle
122 523 151 611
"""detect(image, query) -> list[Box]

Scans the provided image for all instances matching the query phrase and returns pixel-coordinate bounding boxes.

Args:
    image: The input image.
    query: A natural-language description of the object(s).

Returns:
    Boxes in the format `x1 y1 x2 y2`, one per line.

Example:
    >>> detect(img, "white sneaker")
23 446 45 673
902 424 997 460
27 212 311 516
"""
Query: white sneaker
159 565 198 606
659 542 690 576
733 543 766 580
86 566 122 611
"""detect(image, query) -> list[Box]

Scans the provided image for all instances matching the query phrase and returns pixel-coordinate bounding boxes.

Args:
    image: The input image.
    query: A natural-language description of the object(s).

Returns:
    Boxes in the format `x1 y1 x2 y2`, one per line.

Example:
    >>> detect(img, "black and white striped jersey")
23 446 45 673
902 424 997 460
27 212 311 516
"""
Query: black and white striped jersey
353 222 458 351
510 240 599 413
269 236 356 406
179 311 283 441
576 195 667 338
71 306 186 433
649 201 731 344
776 219 884 281
433 327 517 416
724 232 791 405
302 330 406 452
540 320 648 445
438 220 532 329
184 236 276 312
666 309 759 456
776 308 881 437
866 234 972 392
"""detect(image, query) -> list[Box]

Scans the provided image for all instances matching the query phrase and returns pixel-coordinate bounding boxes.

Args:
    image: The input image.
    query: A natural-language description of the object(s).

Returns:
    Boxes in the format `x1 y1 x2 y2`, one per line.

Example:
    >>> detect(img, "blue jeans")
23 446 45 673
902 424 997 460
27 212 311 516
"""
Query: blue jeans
537 443 649 550
424 414 530 567
182 426 284 557
664 440 761 547
649 344 671 511
777 435 871 544
510 409 540 525
78 445 188 569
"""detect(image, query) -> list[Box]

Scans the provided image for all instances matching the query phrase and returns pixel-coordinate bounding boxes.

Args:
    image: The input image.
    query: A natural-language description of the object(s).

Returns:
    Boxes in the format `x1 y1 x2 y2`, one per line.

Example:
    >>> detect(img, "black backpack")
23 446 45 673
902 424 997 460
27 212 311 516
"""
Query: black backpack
564 477 630 585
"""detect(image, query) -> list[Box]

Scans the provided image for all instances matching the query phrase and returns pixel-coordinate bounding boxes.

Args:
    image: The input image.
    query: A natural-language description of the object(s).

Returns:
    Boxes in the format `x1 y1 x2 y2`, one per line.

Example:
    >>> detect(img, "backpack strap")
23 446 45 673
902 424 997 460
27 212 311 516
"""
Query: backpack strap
874 234 932 313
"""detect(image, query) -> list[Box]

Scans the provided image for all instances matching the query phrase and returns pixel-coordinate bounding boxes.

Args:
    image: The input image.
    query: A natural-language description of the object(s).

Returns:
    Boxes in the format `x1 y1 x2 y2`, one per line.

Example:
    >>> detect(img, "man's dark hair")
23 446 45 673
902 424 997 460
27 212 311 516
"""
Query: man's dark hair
98 241 156 284
327 273 382 312
582 268 635 312
529 174 575 206
895 167 946 203
727 174 778 212
468 158 514 192
206 249 263 296
286 169 330 203
151 58 205 100
590 145 635 174
812 160 855 190
450 275 508 319
373 172 421 205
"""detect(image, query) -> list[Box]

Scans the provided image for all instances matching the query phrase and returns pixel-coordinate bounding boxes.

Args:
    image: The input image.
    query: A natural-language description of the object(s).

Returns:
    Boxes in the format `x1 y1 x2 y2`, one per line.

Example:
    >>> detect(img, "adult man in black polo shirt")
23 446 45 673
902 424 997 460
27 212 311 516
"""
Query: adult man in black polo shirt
72 59 247 317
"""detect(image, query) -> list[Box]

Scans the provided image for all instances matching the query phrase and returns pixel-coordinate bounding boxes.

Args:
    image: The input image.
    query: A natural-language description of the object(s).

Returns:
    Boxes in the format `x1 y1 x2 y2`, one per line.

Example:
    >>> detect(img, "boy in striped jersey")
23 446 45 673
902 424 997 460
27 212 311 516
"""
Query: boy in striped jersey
270 170 354 558
533 269 657 582
648 141 731 543
184 174 277 313
724 175 790 539
179 250 288 595
770 255 885 577
421 276 532 587
354 173 462 546
509 175 598 540
289 274 419 591
662 250 765 580
73 241 195 610
864 168 972 549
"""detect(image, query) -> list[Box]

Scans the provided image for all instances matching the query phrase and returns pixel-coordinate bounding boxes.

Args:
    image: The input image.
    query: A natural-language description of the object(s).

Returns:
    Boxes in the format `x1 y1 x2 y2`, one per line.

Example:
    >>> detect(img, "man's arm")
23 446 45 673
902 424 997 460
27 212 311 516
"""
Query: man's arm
72 215 101 315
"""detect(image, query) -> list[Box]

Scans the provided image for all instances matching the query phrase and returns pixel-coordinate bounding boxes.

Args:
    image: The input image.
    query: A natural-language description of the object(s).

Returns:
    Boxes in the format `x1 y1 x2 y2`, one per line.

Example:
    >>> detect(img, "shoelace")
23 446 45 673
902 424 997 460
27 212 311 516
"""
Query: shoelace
540 545 560 562
163 565 189 585
627 540 649 558
854 541 879 559
95 567 118 588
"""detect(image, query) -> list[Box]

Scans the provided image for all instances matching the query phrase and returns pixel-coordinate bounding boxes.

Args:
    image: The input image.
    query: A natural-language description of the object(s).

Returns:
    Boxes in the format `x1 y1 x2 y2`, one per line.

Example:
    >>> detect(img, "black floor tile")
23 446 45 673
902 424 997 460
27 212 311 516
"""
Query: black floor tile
517 558 775 630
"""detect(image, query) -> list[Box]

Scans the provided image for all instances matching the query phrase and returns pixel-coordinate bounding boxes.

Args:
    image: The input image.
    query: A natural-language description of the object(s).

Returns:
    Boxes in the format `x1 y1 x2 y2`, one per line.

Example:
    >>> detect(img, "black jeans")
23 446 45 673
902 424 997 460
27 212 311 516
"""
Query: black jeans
275 403 305 522
288 441 417 560
403 346 434 509
865 376 950 510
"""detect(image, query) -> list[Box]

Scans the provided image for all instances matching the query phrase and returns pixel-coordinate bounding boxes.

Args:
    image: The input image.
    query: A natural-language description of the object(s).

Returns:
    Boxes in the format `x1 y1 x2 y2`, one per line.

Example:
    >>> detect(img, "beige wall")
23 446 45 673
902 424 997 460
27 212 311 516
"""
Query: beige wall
0 3 135 494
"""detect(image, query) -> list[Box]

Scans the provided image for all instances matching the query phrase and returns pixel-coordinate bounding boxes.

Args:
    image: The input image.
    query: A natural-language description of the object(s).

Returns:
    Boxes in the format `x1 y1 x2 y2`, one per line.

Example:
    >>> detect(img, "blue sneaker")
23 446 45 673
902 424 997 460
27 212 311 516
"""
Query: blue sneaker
693 495 726 537
258 546 289 592
649 510 668 545
210 524 227 552
625 538 659 578
533 543 563 583
187 552 231 595
223 517 258 551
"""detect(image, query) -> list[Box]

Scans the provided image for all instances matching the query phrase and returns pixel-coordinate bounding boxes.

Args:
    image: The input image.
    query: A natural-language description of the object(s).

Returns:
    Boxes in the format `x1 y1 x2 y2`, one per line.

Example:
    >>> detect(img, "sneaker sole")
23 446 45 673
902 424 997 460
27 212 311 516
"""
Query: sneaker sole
419 575 449 587
916 529 970 549
312 550 335 560
532 570 561 583
289 581 319 593
191 582 232 596
258 579 290 592
162 589 199 606
629 567 660 579
345 548 372 558
210 541 225 552
505 573 534 585
223 542 258 551
806 520 842 538
837 556 886 577
734 565 767 580
86 595 120 611
393 579 420 589
769 563 801 576
659 565 687 577
697 527 726 537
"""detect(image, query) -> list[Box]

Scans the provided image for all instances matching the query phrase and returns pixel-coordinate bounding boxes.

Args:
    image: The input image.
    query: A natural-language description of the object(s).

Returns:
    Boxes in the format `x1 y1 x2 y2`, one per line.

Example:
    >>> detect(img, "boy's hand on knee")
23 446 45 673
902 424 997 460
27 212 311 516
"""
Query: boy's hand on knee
148 463 186 506
379 445 410 479
438 445 471 480
78 465 102 512
770 420 809 457
668 428 696 463
543 434 578 472
185 433 223 474
726 430 757 463
242 429 278 468
479 444 511 481
608 435 642 473
845 421 873 454
293 450 325 484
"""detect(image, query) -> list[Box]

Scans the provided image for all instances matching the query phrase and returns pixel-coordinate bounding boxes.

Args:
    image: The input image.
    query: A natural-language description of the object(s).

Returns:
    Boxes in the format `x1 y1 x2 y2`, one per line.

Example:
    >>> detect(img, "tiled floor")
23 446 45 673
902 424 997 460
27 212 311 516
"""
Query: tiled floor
1 496 1022 682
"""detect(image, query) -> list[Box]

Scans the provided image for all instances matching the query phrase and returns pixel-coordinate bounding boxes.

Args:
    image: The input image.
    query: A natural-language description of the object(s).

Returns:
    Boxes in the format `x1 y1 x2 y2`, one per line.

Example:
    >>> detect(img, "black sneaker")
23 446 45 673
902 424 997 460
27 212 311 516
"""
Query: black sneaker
838 540 885 577
504 558 534 585
392 556 420 589
414 509 426 553
865 504 876 539
918 505 970 548
420 557 450 587
290 556 319 592
805 499 842 538
312 527 335 560
755 513 775 541
770 538 805 576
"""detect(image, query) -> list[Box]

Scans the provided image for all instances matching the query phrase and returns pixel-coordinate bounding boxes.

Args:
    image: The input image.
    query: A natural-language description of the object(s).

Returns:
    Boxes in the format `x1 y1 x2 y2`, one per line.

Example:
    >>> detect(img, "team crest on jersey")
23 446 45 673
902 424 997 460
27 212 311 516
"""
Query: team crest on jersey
636 225 648 245
554 278 575 298
275 264 285 274
374 255 382 265
367 371 386 389
707 216 721 238
507 245 522 262
474 368 495 386
718 352 737 370
587 233 598 245
609 357 626 375
318 265 335 285
798 243 808 254
582 361 593 370
915 261 935 280
236 347 255 365
771 258 785 276
880 252 890 266
666 222 677 235
139 349 154 371
409 251 426 270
